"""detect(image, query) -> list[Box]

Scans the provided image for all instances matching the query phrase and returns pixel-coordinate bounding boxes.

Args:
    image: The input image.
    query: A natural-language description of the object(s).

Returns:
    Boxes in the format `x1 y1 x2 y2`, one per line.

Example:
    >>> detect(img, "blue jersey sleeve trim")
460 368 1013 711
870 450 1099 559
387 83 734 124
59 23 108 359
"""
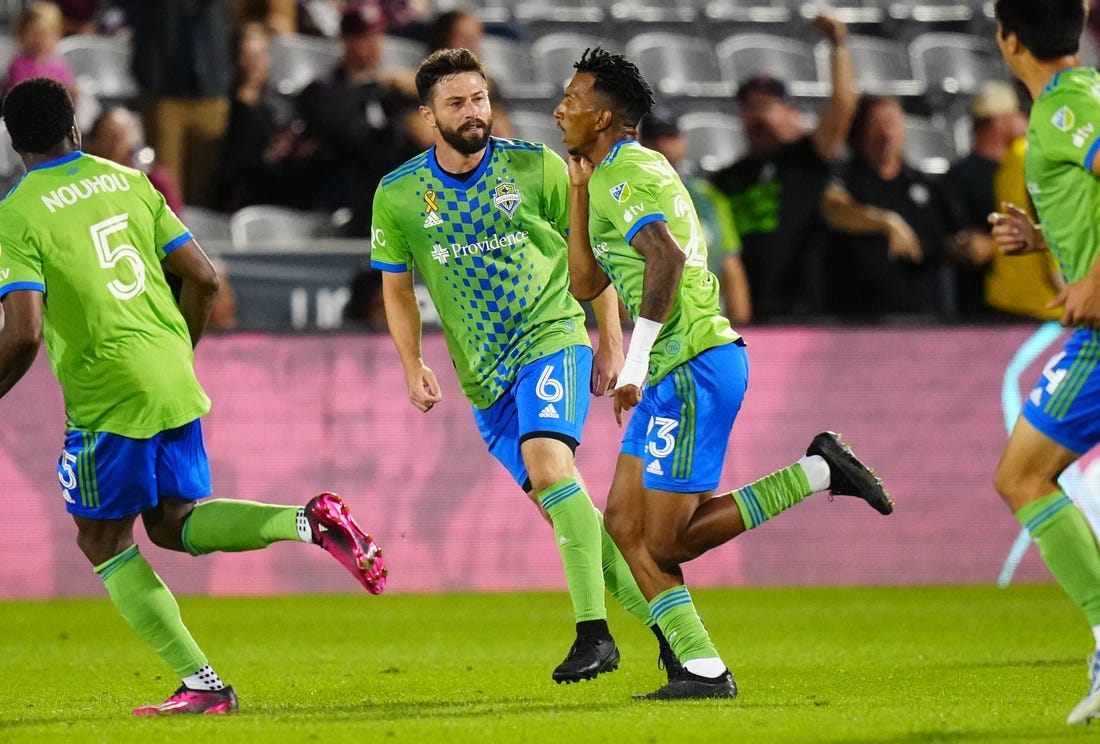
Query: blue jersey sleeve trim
1084 137 1100 172
624 213 665 244
0 281 45 300
371 259 409 272
162 231 194 255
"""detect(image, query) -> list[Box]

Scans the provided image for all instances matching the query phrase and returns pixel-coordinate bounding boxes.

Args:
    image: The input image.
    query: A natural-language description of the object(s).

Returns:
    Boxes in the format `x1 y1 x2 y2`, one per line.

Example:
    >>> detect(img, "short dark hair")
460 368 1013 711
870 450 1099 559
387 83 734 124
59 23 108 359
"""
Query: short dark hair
2 77 74 154
994 0 1086 61
573 47 656 129
415 48 486 105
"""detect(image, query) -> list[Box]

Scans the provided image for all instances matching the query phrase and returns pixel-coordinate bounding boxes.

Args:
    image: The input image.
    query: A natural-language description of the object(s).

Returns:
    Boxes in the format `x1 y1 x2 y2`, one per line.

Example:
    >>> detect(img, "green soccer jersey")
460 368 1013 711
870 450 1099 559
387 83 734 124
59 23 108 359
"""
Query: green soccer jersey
0 151 210 438
1026 66 1100 284
587 140 738 384
371 137 591 408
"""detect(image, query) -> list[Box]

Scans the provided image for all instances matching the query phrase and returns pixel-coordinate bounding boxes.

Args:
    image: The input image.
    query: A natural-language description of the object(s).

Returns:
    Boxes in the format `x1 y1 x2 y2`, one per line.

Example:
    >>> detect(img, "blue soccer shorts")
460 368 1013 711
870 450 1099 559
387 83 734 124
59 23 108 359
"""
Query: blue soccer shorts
1022 328 1100 454
58 419 212 520
473 345 593 489
622 340 749 493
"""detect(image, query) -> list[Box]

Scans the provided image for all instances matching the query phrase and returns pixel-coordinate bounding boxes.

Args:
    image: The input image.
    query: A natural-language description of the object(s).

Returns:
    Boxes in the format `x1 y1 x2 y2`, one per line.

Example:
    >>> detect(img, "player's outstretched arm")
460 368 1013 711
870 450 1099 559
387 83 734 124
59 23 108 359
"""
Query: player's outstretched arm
163 239 219 347
0 289 43 398
380 270 442 412
565 154 611 301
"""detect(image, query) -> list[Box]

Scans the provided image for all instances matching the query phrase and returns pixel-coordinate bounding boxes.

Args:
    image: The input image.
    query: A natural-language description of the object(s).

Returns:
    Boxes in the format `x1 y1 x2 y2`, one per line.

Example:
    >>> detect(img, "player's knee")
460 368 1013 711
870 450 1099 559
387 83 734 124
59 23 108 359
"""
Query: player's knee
993 457 1047 512
604 505 639 550
145 520 186 552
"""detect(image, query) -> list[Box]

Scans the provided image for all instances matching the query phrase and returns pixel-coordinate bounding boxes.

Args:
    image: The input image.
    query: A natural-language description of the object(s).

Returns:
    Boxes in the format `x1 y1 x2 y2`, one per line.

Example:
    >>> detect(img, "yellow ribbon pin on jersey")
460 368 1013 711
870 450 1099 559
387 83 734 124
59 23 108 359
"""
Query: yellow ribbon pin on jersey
424 190 438 213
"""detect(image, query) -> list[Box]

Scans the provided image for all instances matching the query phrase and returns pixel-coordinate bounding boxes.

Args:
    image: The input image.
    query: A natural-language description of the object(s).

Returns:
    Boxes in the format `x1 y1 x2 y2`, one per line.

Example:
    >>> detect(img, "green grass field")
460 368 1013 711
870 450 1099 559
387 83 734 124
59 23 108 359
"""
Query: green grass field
0 585 1095 743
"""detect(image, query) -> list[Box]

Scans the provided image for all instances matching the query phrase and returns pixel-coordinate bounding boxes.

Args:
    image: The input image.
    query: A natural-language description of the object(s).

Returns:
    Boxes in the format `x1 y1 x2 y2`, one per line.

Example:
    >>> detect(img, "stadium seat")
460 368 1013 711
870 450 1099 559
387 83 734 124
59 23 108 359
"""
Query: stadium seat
0 121 23 181
677 112 746 174
0 36 17 81
624 33 730 98
55 34 138 105
887 0 974 25
531 33 620 93
381 35 426 74
904 115 958 174
797 0 886 31
183 205 234 250
507 108 567 159
229 205 339 251
716 33 828 98
513 0 605 24
701 0 792 25
909 32 1007 98
267 33 341 97
479 34 551 99
608 0 698 23
829 34 924 96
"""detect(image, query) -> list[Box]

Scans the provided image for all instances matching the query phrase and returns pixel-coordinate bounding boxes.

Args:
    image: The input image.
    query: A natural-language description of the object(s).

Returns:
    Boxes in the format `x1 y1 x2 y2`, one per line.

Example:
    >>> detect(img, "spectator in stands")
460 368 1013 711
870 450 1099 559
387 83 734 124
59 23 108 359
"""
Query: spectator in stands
424 8 514 137
639 109 752 324
122 0 232 208
85 106 185 216
984 138 1064 321
821 95 955 320
940 81 1029 318
294 0 418 236
5 2 75 93
710 12 855 321
54 0 98 36
214 21 313 212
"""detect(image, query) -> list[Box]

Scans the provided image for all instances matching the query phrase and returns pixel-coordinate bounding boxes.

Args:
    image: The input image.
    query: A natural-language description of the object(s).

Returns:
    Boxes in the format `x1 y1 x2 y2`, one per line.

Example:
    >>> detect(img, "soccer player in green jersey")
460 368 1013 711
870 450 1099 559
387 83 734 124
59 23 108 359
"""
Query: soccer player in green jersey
0 78 387 715
990 0 1100 725
554 48 893 700
370 48 677 684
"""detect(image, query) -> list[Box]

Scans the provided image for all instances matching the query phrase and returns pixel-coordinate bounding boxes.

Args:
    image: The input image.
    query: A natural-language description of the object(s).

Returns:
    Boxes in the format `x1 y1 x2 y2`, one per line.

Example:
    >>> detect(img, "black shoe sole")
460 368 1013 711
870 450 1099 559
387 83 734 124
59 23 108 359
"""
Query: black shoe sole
635 675 738 700
807 432 894 515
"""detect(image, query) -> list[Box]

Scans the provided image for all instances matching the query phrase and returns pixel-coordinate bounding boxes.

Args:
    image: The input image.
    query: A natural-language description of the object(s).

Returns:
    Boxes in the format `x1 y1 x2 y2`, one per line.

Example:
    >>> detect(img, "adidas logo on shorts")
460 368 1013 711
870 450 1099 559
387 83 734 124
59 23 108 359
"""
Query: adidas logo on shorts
646 459 664 476
538 403 559 419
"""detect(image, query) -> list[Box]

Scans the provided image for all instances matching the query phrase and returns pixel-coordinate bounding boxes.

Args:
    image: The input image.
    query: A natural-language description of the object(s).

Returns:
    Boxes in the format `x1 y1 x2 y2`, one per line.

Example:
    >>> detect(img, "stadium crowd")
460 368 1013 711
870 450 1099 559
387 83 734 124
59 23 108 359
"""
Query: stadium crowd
0 0 1091 327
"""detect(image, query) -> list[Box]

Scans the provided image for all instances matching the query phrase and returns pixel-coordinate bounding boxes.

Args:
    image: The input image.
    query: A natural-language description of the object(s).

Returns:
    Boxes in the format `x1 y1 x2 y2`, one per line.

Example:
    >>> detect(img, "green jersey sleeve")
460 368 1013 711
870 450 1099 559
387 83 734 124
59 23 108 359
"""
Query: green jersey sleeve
587 141 738 383
1026 67 1100 284
370 175 412 271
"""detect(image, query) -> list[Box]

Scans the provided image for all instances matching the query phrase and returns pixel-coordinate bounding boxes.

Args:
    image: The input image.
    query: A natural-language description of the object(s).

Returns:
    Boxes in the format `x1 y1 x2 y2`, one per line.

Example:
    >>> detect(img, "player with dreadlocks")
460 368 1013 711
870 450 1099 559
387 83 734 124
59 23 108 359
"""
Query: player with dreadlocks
554 47 894 700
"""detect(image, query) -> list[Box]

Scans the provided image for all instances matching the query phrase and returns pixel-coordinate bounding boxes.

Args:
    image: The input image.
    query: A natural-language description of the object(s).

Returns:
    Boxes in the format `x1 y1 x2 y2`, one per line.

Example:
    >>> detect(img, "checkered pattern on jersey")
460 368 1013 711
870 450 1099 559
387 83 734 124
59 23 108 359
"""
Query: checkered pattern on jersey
425 155 543 397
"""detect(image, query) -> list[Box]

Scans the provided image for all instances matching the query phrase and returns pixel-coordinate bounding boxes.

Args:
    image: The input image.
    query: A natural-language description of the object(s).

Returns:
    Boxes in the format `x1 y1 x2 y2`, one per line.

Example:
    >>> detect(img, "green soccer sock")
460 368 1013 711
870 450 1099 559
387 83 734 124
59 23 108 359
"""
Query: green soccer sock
1018 491 1100 626
539 478 606 623
95 545 207 678
649 586 719 663
730 463 813 531
182 499 302 556
597 509 655 627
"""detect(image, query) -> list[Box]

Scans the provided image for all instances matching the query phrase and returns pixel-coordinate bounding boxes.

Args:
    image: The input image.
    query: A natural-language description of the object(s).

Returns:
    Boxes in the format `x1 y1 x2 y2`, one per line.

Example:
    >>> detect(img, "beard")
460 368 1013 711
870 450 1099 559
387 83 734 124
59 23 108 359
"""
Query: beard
439 117 493 155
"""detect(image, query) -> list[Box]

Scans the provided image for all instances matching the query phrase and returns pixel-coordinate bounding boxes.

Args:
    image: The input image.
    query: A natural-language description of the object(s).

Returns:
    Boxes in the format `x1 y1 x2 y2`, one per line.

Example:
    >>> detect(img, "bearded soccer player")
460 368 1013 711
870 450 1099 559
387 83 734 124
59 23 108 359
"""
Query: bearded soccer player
0 78 387 715
370 48 680 684
553 48 893 700
989 0 1100 725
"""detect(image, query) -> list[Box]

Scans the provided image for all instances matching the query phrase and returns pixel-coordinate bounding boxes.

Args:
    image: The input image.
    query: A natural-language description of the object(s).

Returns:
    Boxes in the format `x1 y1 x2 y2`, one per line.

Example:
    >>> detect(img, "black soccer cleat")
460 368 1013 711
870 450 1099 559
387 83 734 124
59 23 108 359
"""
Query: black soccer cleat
654 627 684 682
552 636 620 684
636 668 738 700
806 431 893 515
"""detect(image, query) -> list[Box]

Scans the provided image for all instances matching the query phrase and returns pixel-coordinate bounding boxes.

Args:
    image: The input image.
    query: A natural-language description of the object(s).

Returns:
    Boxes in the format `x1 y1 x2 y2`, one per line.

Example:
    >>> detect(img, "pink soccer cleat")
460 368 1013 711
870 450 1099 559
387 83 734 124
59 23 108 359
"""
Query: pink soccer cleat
132 685 239 715
306 492 387 594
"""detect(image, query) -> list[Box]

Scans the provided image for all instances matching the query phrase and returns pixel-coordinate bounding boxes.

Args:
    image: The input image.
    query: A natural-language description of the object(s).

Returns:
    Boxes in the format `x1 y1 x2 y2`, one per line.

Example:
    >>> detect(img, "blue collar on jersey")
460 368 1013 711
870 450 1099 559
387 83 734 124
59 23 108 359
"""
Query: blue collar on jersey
428 138 493 189
27 149 83 173
598 138 638 169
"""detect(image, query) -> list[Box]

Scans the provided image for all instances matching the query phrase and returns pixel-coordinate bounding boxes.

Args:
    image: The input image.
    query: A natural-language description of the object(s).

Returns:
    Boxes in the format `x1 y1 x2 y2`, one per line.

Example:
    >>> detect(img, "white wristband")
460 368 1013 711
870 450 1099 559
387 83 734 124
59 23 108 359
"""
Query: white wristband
616 317 662 389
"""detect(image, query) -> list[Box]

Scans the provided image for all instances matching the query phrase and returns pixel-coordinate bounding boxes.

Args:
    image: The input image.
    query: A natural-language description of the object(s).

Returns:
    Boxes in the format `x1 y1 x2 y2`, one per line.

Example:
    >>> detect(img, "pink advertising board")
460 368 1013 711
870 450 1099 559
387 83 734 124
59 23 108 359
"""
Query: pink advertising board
0 325 1076 598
